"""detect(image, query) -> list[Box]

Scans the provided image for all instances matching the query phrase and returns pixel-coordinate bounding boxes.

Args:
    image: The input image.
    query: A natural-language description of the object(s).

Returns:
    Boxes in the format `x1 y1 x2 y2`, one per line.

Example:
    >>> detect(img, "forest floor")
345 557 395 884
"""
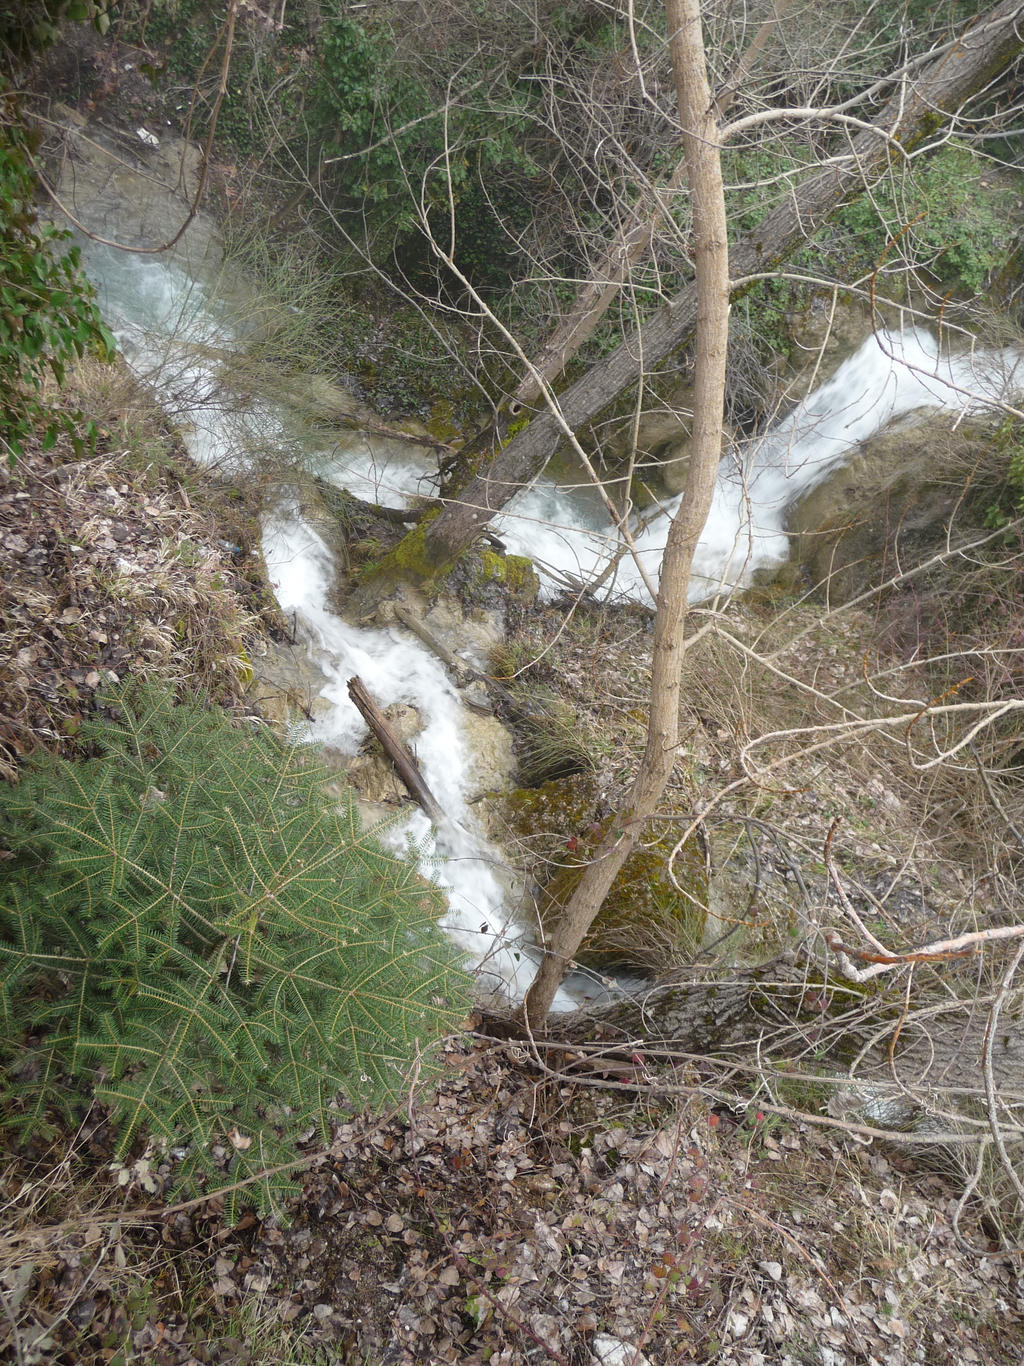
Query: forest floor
3 1028 1023 1366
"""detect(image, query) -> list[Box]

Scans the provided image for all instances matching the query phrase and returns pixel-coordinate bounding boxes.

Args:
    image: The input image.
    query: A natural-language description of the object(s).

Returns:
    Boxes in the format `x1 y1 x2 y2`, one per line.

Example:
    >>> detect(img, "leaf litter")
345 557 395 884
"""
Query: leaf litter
3 1031 1023 1364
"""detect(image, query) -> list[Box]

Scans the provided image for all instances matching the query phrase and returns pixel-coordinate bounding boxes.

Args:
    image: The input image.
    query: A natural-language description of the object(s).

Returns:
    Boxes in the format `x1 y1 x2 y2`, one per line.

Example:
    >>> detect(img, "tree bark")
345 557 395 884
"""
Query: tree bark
375 0 1024 583
508 159 690 415
506 1 793 415
347 675 446 824
521 0 729 1029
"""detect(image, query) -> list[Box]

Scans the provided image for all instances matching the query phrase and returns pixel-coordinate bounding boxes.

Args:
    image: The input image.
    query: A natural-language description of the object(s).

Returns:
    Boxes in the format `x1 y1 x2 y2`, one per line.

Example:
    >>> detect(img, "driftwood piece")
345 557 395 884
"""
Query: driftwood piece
326 415 455 455
347 676 446 825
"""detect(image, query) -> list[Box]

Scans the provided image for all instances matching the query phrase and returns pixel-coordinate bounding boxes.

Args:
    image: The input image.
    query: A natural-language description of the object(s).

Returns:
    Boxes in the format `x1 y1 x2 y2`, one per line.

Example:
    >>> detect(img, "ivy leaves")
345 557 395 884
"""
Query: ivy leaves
0 113 116 462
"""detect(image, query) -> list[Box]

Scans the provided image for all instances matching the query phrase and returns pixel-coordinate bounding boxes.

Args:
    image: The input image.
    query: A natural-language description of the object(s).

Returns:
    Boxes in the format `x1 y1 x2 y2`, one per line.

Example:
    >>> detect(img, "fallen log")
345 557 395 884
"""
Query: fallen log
347 675 446 825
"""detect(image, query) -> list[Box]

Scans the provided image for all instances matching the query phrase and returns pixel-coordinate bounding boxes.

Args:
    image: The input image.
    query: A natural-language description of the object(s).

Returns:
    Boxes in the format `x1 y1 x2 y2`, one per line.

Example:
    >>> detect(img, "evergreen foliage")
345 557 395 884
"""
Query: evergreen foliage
0 686 472 1217
0 109 115 461
309 10 537 276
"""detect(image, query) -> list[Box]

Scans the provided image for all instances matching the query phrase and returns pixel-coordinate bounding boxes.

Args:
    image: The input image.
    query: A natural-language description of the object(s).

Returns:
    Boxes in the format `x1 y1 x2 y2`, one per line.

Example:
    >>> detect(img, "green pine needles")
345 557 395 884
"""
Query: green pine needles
0 686 472 1216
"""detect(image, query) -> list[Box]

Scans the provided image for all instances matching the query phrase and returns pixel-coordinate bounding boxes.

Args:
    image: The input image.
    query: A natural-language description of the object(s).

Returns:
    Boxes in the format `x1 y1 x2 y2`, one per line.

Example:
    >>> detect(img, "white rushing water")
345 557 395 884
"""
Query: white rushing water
85 239 590 1008
260 508 587 1009
499 329 1024 603
83 237 1022 1006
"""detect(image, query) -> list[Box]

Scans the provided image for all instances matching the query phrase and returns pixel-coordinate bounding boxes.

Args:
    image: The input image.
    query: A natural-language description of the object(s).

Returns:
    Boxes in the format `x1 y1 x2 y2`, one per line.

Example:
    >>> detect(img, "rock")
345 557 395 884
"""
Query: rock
346 702 426 806
460 679 493 713
460 709 516 801
358 701 422 751
345 752 411 806
784 411 991 602
424 597 506 668
501 773 707 972
783 299 876 404
591 1334 652 1366
249 639 333 731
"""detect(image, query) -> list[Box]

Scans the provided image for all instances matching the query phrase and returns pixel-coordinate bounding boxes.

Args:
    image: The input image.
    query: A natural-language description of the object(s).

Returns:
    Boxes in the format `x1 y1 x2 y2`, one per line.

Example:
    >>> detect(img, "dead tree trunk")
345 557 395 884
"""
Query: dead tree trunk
368 0 1024 588
347 675 446 825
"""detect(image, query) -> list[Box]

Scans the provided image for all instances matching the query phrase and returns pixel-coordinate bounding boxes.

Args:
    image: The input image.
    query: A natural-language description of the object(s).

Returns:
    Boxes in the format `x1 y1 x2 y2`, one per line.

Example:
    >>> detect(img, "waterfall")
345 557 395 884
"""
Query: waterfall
81 236 1022 1007
498 328 1023 603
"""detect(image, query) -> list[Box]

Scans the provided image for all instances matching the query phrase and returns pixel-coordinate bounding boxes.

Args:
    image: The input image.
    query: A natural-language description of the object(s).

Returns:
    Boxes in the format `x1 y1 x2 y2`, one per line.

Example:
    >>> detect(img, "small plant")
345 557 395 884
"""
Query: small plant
982 417 1024 527
0 685 471 1217
0 109 115 461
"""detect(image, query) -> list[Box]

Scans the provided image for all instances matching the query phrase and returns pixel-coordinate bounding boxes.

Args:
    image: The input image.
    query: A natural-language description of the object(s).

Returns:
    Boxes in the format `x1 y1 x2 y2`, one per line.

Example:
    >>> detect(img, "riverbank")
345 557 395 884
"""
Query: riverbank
0 360 283 779
4 347 1024 1365
4 17 1024 1364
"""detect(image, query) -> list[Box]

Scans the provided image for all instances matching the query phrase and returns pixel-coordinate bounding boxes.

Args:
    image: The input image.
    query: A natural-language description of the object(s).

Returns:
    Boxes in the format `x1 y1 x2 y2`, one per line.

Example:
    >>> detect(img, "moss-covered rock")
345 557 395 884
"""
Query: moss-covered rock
503 773 707 973
784 412 993 602
477 549 539 600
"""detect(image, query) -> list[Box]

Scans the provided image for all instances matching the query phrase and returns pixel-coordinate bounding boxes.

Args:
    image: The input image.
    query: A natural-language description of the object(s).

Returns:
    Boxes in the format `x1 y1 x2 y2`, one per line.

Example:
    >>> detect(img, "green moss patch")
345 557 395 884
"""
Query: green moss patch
477 549 539 600
503 773 707 973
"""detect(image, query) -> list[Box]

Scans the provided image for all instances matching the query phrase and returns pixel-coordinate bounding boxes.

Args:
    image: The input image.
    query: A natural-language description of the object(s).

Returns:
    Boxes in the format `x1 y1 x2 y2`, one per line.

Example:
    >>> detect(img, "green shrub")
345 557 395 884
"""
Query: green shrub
0 686 471 1217
837 143 1020 294
0 0 110 60
310 12 537 272
0 109 115 460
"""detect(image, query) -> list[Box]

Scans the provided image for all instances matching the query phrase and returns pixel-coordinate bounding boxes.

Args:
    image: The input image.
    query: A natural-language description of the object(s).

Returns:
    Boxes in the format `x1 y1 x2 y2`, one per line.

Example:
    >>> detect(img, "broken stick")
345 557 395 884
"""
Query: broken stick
346 676 446 826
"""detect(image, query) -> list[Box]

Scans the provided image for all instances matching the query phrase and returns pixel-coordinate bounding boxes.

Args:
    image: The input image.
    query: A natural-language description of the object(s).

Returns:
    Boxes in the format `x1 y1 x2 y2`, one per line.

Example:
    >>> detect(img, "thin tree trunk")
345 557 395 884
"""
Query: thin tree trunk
522 0 729 1030
377 0 1024 583
508 1 793 414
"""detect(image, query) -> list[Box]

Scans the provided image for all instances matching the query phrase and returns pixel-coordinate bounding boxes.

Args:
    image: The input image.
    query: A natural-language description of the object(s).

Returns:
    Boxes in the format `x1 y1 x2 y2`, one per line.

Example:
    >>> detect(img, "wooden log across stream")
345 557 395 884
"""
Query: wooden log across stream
347 675 446 826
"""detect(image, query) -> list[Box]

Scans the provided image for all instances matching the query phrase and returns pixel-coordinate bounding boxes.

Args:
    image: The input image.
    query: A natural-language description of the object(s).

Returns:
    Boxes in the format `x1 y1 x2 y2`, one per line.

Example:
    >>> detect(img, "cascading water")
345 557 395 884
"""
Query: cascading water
81 227 1022 1008
499 329 1023 603
81 235 588 1011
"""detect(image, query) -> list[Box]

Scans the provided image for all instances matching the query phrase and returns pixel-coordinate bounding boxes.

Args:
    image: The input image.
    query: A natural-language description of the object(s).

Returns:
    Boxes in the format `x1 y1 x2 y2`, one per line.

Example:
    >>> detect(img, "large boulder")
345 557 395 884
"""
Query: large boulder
784 412 991 602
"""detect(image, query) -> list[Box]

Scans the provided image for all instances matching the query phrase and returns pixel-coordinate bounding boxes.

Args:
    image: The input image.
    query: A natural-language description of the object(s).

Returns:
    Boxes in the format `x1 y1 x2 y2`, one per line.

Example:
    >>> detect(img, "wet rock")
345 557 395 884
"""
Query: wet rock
460 709 517 801
358 701 423 750
784 411 991 602
250 639 333 731
423 596 506 669
347 702 425 806
52 119 217 272
500 773 707 972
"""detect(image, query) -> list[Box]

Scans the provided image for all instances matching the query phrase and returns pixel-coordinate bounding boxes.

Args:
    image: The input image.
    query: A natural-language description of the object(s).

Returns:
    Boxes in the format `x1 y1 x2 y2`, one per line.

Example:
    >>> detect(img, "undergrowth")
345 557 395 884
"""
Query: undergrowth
0 684 472 1219
0 106 114 460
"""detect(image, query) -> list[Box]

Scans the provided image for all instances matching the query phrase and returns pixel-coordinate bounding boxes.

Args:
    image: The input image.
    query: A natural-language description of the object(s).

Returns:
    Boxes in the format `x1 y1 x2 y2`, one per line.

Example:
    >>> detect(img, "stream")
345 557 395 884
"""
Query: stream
79 228 1023 1010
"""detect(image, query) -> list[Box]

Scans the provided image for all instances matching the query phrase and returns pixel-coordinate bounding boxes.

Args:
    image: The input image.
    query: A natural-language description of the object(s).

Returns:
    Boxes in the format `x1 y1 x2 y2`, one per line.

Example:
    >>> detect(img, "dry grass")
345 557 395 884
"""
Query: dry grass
0 360 285 779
